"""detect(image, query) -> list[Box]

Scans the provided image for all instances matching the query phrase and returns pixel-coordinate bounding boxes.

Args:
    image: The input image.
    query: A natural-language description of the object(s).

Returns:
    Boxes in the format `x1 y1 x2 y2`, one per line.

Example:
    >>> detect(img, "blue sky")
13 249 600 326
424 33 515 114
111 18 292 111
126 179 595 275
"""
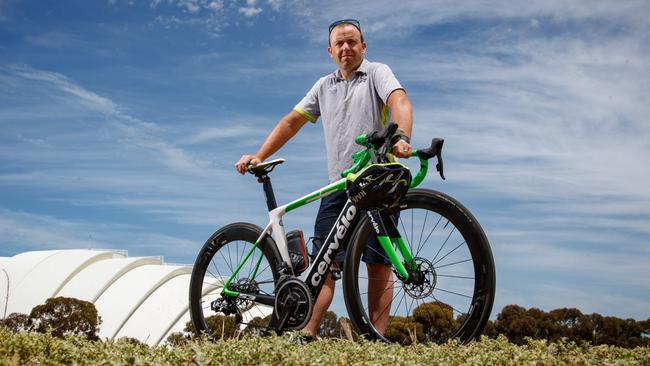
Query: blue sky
1 0 648 321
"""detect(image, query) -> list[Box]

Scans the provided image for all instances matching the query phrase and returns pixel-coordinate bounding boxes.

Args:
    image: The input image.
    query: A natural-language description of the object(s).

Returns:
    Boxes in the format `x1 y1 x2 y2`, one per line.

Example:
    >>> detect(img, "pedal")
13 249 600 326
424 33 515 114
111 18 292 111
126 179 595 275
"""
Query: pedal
328 261 342 281
330 268 342 281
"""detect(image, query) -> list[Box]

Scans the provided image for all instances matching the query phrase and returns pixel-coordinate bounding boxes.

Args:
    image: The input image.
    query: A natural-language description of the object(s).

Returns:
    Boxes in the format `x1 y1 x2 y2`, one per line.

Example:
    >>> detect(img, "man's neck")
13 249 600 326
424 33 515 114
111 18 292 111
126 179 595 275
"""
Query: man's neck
338 59 364 80
339 69 353 80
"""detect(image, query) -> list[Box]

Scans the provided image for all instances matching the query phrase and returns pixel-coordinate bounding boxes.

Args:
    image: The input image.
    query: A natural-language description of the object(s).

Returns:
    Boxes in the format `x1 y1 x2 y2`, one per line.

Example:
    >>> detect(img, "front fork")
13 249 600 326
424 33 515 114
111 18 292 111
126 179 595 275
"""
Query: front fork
366 210 416 281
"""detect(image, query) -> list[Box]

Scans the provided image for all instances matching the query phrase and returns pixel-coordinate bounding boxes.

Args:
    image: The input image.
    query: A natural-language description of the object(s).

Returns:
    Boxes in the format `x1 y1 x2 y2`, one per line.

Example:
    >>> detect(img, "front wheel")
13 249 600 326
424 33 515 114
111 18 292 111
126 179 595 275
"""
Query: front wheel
343 189 495 344
189 223 282 340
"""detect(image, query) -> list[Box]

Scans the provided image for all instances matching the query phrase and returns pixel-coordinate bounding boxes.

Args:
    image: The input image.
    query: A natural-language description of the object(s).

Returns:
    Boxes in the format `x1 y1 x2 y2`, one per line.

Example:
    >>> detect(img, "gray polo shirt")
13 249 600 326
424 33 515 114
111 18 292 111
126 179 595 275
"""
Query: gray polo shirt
294 59 404 182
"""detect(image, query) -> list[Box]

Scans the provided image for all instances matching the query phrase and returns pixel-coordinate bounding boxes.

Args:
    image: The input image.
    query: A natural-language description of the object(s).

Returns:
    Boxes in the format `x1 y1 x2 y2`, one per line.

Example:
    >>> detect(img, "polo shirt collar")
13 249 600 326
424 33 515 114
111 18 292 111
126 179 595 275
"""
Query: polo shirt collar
334 58 369 79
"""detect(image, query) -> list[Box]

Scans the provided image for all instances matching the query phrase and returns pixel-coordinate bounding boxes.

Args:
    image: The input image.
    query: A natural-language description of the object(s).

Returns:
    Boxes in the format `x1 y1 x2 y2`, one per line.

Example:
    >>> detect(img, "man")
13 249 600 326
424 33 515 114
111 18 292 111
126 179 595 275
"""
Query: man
235 19 413 340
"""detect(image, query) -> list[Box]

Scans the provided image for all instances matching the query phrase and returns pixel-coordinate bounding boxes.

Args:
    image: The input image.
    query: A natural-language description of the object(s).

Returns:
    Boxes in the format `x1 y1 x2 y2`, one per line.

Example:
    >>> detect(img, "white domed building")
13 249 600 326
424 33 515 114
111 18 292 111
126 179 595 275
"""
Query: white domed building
0 249 218 346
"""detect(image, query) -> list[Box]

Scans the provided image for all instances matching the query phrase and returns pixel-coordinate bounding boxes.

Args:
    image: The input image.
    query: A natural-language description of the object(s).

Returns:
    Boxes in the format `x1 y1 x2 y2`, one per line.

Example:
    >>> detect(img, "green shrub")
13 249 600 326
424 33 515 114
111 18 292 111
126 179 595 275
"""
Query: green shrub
28 297 102 340
0 312 30 332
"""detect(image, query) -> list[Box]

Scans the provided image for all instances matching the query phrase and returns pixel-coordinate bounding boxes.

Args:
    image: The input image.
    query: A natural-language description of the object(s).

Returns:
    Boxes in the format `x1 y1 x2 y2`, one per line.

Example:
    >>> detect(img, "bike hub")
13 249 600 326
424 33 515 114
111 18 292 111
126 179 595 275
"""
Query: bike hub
403 257 437 299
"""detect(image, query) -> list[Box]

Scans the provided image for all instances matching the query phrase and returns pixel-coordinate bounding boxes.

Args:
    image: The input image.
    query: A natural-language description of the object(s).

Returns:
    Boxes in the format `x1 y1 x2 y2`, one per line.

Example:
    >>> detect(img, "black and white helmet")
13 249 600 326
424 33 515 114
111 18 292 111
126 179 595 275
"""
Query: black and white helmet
346 163 411 209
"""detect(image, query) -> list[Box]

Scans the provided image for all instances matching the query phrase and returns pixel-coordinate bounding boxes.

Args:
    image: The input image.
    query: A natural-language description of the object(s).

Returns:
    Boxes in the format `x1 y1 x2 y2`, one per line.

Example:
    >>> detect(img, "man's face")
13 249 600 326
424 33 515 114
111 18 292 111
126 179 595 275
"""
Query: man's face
328 24 366 73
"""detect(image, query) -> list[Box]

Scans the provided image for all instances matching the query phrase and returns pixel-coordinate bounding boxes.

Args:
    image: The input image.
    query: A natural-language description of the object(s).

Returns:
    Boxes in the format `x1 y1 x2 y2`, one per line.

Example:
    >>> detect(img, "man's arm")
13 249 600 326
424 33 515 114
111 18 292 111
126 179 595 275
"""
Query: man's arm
235 110 309 174
386 89 413 158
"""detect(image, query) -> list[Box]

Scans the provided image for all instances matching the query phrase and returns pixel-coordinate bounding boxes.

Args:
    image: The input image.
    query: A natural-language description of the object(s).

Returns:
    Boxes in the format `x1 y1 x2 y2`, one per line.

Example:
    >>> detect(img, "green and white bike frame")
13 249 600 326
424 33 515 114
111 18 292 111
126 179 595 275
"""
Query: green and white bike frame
220 136 441 309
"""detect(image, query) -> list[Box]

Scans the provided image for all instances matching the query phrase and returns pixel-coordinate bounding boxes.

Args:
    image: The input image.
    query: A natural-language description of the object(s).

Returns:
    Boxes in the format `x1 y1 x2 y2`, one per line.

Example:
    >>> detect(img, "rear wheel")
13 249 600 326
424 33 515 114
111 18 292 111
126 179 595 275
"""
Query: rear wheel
343 189 495 344
189 223 282 340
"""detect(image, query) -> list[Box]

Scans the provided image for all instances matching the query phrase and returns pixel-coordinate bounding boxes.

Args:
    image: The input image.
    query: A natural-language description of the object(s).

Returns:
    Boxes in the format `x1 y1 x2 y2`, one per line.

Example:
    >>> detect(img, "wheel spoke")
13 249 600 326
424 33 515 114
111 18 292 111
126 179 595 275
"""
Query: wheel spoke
399 215 413 253
431 294 469 318
432 226 455 263
435 258 472 269
220 249 235 276
433 240 466 266
416 215 442 258
436 273 474 280
417 209 429 254
434 287 472 299
247 247 256 278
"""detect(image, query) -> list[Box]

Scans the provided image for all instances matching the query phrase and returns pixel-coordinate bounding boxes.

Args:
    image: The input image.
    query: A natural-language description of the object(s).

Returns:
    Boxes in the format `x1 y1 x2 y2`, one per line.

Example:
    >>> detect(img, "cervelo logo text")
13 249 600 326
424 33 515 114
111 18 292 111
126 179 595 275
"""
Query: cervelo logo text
310 205 357 287
350 189 366 203
369 213 380 234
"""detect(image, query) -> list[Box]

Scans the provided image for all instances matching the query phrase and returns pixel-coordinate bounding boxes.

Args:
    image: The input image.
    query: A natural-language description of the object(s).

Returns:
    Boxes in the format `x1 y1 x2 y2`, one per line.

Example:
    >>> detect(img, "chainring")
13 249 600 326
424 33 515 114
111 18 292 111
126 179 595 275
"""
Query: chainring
273 278 313 330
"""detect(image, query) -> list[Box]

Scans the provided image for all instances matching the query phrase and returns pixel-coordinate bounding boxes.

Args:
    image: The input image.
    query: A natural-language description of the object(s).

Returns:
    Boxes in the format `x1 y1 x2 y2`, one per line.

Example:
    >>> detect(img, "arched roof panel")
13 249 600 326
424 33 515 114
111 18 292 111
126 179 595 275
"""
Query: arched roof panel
94 264 191 340
157 275 226 345
0 268 8 318
6 250 124 315
2 250 60 294
56 257 162 302
115 274 192 345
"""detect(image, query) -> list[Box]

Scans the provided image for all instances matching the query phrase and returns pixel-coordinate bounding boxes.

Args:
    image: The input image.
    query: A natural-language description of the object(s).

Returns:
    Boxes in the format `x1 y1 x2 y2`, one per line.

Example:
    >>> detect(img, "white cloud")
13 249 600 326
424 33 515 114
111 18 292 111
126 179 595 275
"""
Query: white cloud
0 64 211 179
0 63 283 232
4 65 119 115
0 209 198 260
267 0 281 11
207 1 223 11
178 0 200 13
149 0 228 13
239 6 262 17
178 125 262 145
286 0 649 41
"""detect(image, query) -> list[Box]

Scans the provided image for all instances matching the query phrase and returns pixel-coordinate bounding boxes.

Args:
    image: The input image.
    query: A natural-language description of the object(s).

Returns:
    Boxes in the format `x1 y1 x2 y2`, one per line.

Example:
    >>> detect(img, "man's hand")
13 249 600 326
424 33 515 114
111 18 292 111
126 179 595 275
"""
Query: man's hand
235 155 262 175
392 139 412 159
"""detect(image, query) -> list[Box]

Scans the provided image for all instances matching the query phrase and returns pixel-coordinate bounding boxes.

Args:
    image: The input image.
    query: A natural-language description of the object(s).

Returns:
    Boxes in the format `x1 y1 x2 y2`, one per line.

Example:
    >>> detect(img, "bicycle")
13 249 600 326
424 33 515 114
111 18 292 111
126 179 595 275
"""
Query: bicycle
189 122 495 343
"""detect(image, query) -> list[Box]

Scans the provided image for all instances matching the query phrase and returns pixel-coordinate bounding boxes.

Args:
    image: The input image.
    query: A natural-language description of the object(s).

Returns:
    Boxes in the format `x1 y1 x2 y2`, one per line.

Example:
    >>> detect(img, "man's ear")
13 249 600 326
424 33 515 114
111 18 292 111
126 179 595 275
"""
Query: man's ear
327 46 333 59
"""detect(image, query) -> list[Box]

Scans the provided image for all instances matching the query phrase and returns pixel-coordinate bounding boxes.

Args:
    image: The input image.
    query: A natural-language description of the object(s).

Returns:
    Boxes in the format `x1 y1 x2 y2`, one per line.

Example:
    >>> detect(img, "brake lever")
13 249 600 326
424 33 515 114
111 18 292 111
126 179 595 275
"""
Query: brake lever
416 138 445 180
435 146 445 180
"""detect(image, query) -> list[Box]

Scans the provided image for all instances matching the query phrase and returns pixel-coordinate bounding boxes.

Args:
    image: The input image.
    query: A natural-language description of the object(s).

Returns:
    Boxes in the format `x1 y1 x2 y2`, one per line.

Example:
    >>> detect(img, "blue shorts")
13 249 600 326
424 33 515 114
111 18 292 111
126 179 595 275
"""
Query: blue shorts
312 190 392 264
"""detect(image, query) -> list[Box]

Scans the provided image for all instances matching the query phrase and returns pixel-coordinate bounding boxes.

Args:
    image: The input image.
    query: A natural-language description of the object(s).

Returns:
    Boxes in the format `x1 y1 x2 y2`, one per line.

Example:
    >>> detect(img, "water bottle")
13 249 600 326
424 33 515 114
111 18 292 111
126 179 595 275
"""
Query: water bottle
287 229 308 274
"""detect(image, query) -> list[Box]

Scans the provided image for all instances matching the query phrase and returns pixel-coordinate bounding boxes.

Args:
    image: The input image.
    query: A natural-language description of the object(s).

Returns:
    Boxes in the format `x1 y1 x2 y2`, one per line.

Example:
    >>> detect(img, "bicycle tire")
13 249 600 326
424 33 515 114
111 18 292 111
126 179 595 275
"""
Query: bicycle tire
189 222 283 340
343 188 495 344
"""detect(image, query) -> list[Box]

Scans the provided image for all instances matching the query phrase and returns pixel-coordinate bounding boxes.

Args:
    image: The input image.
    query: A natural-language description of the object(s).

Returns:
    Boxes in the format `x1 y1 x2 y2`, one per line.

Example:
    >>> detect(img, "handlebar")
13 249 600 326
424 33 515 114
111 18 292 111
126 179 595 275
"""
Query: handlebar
343 122 446 188
411 138 445 187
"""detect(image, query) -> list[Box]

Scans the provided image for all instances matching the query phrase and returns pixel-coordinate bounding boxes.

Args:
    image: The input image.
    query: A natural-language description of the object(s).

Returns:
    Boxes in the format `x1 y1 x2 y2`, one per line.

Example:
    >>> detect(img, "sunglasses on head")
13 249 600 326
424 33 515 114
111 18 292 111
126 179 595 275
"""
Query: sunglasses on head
328 19 361 34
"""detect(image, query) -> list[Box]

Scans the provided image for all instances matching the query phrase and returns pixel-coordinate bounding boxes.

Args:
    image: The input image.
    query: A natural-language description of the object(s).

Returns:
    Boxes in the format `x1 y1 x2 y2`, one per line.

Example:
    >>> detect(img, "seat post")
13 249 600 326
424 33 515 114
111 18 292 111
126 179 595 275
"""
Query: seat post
257 174 278 211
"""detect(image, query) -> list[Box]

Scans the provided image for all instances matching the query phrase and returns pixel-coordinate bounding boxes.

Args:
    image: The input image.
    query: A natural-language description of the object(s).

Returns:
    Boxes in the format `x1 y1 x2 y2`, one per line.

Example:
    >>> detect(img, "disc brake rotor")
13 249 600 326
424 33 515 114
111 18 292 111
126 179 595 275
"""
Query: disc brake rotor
403 257 437 299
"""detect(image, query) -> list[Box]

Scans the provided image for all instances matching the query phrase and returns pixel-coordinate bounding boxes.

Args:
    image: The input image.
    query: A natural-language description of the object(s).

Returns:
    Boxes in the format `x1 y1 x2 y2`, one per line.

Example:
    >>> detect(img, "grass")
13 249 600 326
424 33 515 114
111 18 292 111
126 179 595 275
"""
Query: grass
1 327 649 365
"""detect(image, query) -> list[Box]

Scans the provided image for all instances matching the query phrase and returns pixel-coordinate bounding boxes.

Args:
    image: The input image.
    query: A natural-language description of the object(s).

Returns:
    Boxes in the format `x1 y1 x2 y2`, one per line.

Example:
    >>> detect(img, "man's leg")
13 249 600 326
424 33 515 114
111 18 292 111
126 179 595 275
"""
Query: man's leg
302 274 336 337
303 190 347 337
367 263 393 334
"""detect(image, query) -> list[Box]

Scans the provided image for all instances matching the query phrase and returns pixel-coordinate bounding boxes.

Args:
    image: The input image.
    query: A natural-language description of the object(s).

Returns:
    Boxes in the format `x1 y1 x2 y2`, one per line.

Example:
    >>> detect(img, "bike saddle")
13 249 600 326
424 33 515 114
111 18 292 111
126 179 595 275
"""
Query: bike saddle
248 158 285 177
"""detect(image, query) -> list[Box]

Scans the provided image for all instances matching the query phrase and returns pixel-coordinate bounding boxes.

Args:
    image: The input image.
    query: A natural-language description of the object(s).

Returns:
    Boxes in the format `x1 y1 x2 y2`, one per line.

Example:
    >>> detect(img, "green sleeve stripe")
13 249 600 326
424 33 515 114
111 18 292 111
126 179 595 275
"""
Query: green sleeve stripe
381 104 388 126
294 107 317 123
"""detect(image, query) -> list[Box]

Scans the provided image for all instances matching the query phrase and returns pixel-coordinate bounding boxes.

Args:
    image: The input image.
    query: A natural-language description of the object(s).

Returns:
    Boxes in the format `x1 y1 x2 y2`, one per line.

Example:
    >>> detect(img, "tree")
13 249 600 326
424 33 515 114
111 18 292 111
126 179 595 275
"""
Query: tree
385 316 424 345
549 307 593 342
0 312 30 332
242 315 272 337
495 304 532 344
318 311 341 338
482 319 498 339
413 301 457 343
183 315 239 340
640 317 650 339
28 297 101 340
492 305 649 348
